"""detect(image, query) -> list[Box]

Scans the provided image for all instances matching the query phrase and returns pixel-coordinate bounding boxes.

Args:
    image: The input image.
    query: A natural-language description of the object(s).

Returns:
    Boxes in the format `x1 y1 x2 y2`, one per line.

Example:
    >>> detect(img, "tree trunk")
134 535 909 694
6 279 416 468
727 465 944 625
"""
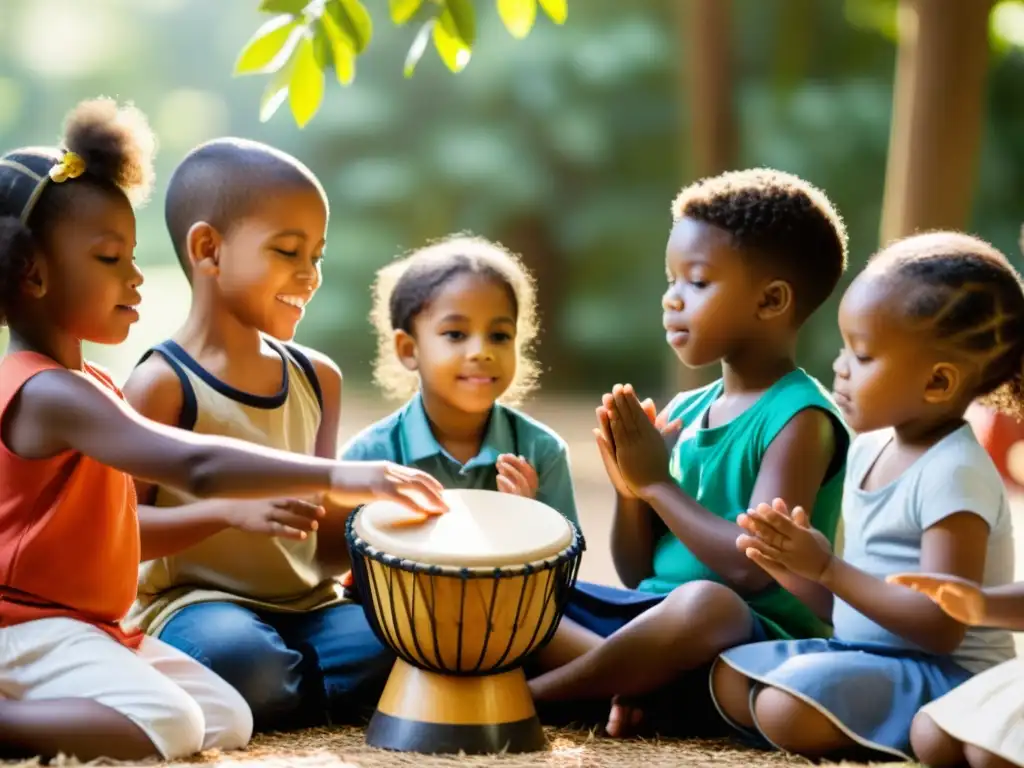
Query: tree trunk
879 0 993 244
669 0 736 395
680 0 736 181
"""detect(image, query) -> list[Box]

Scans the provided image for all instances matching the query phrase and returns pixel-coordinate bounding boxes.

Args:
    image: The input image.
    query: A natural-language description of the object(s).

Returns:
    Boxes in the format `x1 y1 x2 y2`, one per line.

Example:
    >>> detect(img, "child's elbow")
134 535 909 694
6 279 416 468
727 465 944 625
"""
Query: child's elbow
921 620 968 656
729 564 774 594
182 449 222 499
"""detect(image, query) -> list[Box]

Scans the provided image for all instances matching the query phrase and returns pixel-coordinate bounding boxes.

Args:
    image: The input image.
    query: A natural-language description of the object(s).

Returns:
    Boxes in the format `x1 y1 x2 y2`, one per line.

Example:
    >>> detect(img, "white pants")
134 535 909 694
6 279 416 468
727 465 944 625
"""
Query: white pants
0 617 253 759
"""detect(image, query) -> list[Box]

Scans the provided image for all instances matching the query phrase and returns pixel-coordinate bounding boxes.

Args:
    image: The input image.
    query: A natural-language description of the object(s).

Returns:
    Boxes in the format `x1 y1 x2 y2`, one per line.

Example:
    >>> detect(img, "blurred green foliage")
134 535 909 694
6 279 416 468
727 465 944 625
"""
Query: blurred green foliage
236 0 568 127
0 0 1022 402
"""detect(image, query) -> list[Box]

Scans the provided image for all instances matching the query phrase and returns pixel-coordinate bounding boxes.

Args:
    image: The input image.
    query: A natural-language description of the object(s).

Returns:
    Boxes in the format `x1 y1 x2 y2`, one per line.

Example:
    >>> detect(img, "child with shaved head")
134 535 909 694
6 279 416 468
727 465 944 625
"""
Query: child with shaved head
124 138 393 733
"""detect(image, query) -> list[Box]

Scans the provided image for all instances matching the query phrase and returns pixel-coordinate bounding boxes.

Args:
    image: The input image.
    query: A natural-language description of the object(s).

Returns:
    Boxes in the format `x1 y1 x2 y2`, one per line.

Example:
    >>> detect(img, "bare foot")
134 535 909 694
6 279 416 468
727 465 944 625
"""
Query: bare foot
605 695 644 738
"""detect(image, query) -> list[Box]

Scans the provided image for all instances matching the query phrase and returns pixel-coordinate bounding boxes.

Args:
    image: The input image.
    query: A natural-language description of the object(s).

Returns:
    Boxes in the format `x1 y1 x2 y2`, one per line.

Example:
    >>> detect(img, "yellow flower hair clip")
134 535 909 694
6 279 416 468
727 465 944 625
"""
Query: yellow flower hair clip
49 151 86 183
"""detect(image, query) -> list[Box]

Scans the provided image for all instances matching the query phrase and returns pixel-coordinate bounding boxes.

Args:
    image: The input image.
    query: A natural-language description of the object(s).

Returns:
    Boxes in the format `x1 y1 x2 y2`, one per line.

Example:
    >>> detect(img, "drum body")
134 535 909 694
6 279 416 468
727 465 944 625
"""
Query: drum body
346 489 584 754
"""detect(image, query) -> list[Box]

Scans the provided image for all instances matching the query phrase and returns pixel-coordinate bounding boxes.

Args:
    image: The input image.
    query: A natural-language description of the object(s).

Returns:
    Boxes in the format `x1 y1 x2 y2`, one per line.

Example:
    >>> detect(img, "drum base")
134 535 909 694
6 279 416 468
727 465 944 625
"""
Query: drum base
367 660 547 754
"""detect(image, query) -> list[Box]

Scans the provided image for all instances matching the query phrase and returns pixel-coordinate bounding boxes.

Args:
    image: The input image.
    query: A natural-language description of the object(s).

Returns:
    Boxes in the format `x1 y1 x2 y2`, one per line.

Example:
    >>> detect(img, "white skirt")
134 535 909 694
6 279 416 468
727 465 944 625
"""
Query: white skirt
920 658 1024 766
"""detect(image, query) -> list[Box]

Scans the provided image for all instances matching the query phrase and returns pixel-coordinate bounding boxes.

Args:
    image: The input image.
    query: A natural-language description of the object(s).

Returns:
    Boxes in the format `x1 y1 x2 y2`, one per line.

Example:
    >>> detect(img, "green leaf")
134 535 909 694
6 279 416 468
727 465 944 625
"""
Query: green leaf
259 0 308 14
320 13 356 84
259 60 294 122
325 0 372 53
390 0 423 25
443 0 476 46
497 0 536 39
433 9 471 72
234 15 301 75
404 18 434 77
288 33 325 128
538 0 567 24
990 0 1024 50
312 17 332 68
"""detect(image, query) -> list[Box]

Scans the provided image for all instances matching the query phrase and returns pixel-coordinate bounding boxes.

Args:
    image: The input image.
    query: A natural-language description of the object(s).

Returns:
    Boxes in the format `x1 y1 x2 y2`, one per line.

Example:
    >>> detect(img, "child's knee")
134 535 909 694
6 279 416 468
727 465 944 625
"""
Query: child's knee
963 744 1015 768
752 686 845 756
658 581 752 649
145 691 207 760
910 711 962 767
709 660 755 728
201 683 253 753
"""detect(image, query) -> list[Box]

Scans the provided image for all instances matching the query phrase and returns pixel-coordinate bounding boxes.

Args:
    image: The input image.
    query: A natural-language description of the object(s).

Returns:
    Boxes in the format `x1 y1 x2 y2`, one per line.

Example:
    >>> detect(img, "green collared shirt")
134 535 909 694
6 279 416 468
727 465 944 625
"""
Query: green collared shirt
341 394 580 528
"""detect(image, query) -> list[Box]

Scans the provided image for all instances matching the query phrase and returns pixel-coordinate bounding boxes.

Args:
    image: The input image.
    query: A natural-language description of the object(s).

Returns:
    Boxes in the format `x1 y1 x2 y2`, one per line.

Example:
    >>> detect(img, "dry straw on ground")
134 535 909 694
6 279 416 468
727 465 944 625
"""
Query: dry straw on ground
2 727 921 768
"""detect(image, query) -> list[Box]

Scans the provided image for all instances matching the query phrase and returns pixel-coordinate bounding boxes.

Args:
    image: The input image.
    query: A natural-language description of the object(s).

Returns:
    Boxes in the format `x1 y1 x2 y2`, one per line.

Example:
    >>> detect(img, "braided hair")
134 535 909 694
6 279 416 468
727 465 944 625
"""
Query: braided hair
873 231 1024 419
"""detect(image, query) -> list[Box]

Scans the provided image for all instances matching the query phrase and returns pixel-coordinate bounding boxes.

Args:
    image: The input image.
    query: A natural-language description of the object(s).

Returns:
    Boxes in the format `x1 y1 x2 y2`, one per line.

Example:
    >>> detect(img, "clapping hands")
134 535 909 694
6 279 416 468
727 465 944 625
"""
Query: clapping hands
593 384 682 499
736 498 834 582
497 454 539 499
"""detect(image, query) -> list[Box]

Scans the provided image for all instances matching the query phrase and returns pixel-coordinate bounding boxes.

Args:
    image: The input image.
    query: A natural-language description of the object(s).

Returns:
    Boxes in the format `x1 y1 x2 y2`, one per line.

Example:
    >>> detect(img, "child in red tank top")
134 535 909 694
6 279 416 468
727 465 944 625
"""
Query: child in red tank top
0 100 445 763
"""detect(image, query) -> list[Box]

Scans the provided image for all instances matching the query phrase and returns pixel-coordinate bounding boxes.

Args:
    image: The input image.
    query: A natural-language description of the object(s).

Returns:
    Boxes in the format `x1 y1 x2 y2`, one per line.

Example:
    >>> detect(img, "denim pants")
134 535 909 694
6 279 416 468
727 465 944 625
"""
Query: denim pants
158 601 395 732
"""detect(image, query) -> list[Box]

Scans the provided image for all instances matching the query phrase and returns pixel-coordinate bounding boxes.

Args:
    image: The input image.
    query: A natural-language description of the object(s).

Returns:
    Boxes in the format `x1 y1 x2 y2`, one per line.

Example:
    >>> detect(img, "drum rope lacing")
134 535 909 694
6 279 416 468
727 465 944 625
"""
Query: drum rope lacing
345 512 585 677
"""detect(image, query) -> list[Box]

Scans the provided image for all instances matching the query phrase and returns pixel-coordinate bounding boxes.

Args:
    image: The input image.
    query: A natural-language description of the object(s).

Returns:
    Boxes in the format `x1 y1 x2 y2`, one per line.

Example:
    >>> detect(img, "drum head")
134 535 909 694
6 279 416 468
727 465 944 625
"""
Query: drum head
354 489 573 567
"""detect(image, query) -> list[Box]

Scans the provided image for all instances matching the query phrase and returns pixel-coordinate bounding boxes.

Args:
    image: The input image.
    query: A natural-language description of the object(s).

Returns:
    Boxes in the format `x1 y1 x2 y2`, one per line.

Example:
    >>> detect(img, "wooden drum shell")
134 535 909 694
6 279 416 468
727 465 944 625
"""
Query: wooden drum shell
343 493 585 755
346 503 584 676
356 552 577 674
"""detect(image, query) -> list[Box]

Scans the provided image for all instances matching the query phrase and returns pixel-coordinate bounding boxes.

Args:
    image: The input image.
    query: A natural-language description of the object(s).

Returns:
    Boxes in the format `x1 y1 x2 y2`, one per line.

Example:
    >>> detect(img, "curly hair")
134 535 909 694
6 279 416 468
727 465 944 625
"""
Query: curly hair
872 230 1024 420
369 233 540 405
672 168 848 322
164 138 327 280
0 97 156 324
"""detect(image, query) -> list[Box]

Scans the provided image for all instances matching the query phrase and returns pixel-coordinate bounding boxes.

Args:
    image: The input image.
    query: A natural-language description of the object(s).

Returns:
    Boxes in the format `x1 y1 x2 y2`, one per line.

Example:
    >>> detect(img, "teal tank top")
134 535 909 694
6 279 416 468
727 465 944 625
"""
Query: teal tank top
638 368 850 640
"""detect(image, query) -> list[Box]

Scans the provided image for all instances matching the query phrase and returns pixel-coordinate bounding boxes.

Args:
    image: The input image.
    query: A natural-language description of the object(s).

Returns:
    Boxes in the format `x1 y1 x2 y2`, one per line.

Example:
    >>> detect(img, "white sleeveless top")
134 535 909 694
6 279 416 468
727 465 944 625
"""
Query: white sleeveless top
127 337 346 636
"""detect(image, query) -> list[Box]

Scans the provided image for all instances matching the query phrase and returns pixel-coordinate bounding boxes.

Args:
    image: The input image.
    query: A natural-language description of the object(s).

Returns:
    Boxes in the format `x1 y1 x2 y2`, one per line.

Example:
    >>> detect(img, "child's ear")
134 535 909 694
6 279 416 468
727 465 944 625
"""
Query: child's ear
924 362 961 404
20 250 47 298
394 329 418 372
756 279 794 320
187 222 222 277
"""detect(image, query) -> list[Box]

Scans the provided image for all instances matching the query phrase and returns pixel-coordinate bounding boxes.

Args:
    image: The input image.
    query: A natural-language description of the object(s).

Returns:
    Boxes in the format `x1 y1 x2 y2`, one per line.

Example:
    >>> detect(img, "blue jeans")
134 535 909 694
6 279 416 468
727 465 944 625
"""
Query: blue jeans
158 601 395 732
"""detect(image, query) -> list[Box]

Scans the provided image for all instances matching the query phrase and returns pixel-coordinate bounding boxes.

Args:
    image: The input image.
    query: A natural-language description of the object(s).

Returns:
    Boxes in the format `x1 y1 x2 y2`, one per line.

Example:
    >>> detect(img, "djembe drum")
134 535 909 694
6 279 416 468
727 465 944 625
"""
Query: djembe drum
346 489 584 755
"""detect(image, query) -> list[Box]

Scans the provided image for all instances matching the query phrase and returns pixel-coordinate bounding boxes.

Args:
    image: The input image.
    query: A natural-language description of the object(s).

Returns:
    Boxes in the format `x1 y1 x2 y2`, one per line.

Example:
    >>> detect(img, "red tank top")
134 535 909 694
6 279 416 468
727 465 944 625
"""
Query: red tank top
0 352 142 648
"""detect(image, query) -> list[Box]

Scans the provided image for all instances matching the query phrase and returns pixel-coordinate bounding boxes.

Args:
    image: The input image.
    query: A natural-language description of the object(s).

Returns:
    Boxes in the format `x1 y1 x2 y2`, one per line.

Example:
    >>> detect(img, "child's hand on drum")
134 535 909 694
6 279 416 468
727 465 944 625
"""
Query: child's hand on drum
224 498 326 540
496 454 539 498
886 573 988 626
737 498 834 582
604 384 680 496
328 460 448 515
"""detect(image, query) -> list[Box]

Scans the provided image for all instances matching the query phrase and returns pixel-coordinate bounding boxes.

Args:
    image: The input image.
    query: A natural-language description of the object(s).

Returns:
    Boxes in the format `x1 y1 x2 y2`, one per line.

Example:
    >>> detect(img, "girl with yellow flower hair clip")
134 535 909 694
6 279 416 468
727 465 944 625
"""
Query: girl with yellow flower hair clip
0 99 444 763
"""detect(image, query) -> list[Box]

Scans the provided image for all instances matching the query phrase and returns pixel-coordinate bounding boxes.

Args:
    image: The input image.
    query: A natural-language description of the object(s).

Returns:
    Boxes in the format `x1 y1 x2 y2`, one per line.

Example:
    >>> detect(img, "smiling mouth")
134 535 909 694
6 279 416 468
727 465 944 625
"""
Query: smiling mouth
458 375 498 385
276 295 308 310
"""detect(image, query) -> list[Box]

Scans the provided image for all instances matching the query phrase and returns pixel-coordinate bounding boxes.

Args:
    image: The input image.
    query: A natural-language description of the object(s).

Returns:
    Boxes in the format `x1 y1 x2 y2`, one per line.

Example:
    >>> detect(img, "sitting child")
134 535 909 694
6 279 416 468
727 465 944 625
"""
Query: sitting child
0 100 444 762
123 138 404 731
342 234 579 527
528 169 851 738
712 231 1018 762
889 571 1023 768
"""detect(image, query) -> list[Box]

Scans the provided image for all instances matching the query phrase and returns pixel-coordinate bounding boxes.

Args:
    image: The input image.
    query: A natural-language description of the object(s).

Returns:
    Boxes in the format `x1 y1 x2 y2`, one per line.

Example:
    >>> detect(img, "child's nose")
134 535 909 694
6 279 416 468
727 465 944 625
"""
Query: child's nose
295 263 319 286
468 339 494 360
832 352 848 377
662 291 682 311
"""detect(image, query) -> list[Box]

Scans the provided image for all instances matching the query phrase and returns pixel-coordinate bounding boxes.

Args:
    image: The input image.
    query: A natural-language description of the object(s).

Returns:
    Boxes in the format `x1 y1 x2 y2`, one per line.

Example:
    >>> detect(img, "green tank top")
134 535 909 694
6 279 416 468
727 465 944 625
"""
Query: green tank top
638 368 849 641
